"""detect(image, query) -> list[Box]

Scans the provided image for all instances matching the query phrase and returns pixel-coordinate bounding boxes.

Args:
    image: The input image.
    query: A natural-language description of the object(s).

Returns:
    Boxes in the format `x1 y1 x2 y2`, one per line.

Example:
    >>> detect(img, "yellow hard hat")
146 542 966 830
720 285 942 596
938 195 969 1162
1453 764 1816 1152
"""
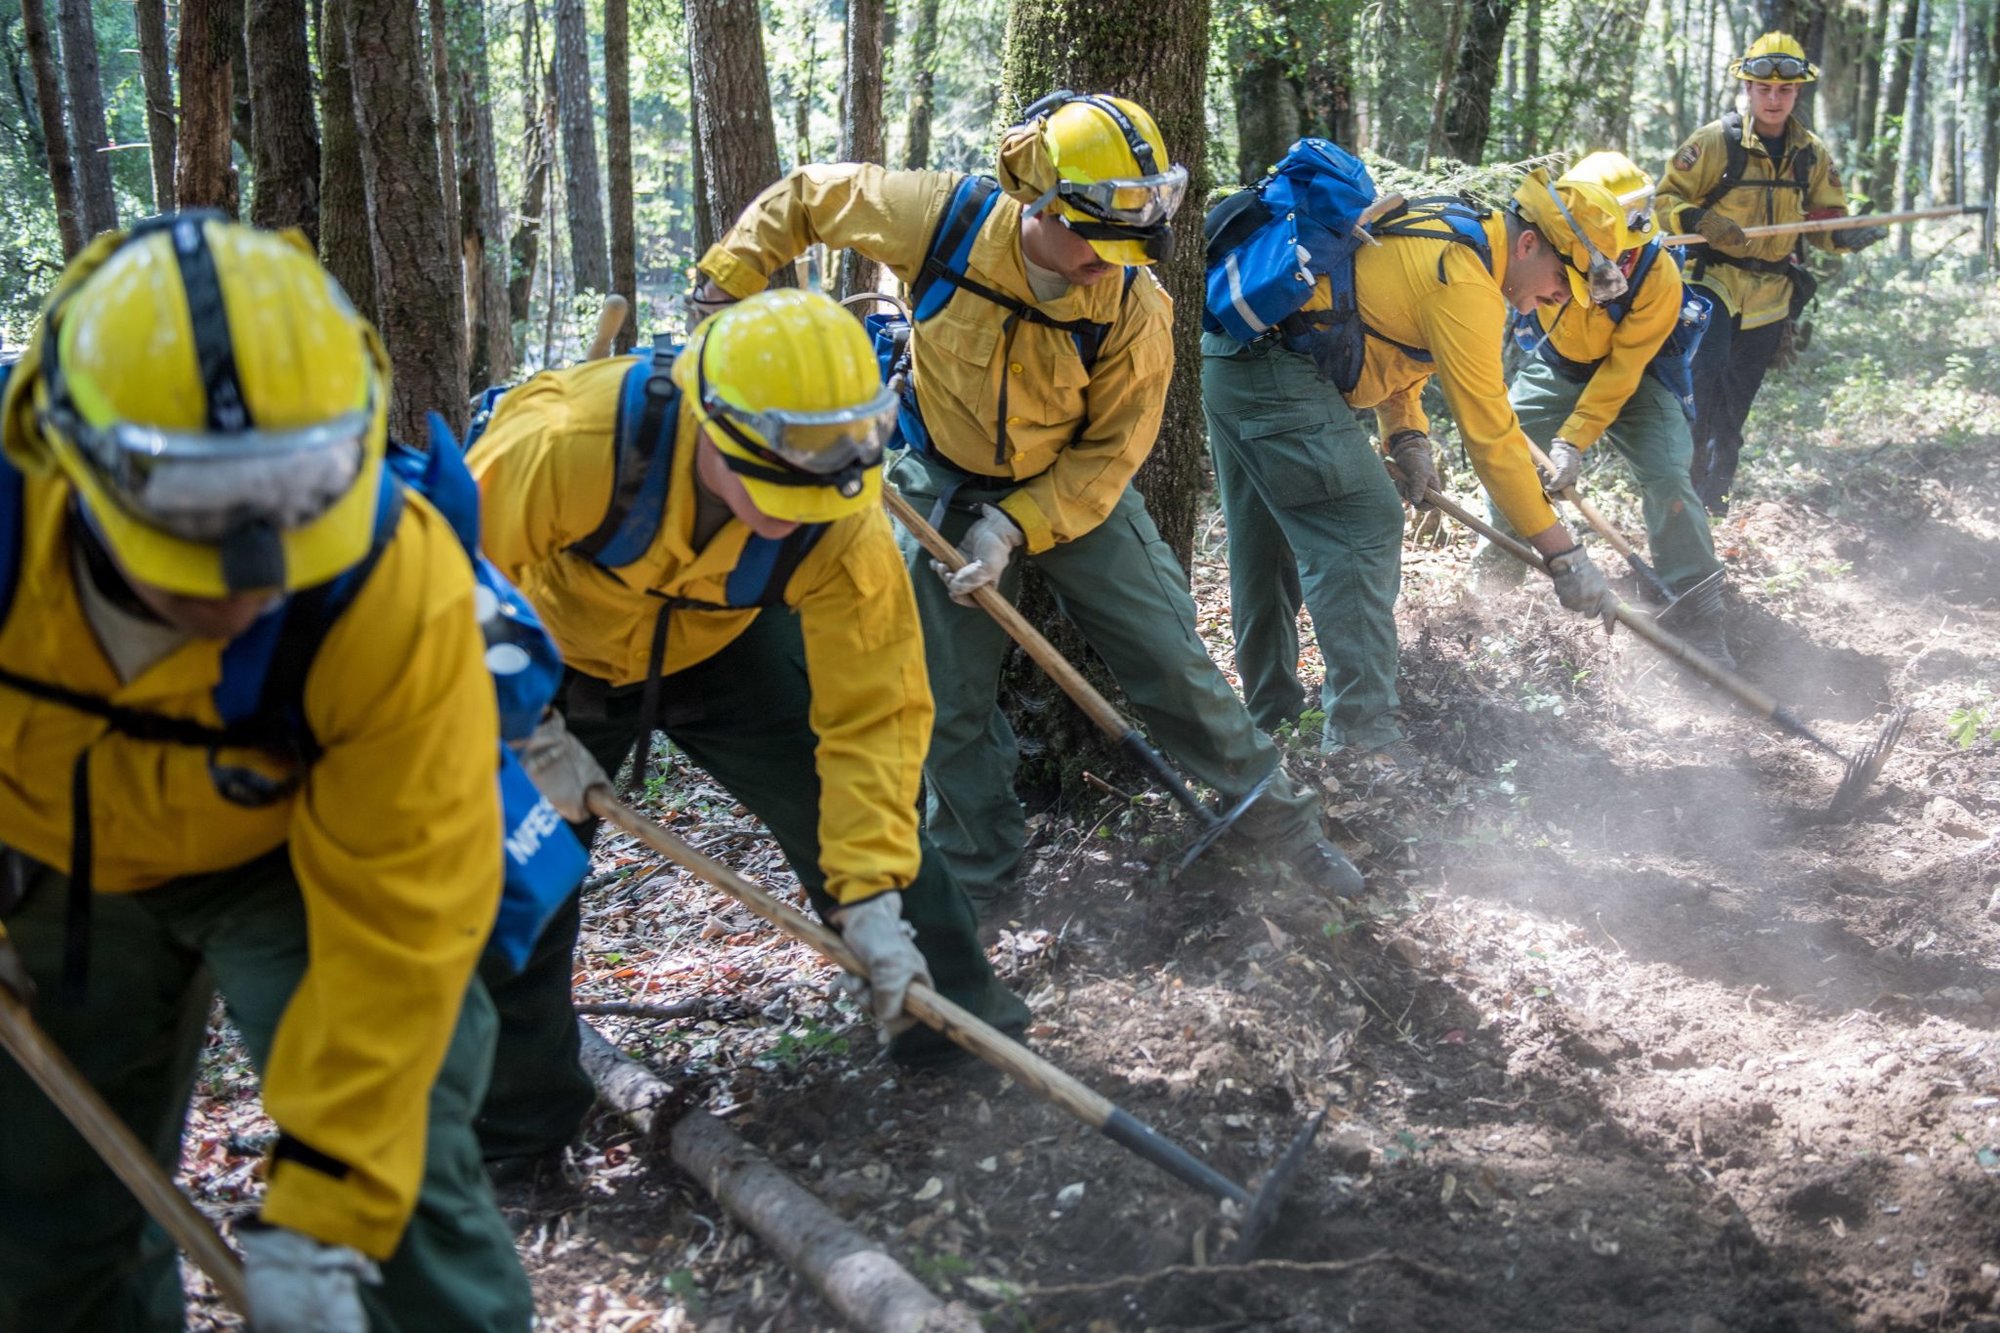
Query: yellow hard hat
1561 151 1657 250
997 91 1187 267
677 289 893 525
1510 166 1639 307
1731 31 1818 83
8 214 389 597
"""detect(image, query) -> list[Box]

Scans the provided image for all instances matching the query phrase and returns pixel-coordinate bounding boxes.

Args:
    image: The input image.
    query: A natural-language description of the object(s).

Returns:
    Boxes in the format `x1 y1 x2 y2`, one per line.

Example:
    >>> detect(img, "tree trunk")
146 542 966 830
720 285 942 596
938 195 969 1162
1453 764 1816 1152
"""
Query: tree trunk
135 0 176 211
176 0 239 212
317 0 376 323
343 0 468 438
508 0 548 332
1894 0 1932 260
1001 0 1209 567
1982 0 1999 265
57 0 117 236
604 0 635 351
685 0 785 259
461 0 513 387
1929 0 1965 204
1521 0 1542 154
1442 0 1516 164
1232 53 1301 185
1875 0 1920 207
903 0 939 167
1854 0 1890 202
426 0 464 355
835 0 886 300
553 0 608 293
1425 0 1466 165
247 0 321 241
20 0 84 256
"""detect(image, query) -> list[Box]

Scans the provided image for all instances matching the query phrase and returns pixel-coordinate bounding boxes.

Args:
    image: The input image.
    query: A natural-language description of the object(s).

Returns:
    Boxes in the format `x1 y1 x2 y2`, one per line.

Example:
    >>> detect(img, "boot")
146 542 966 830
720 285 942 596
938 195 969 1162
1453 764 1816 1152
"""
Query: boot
1659 571 1733 670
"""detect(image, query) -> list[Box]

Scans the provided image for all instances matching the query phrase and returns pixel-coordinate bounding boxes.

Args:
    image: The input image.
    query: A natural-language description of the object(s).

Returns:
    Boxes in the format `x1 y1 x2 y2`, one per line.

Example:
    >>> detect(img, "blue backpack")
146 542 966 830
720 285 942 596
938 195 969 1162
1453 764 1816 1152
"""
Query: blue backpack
1202 138 1494 391
863 174 1139 469
1510 240 1714 418
0 359 585 985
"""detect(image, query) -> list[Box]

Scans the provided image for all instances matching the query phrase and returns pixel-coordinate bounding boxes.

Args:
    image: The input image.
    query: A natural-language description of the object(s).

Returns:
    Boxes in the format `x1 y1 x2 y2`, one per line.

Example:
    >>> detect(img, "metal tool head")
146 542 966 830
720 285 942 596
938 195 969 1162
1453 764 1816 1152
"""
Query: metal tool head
1225 1103 1331 1262
1829 706 1911 819
1654 567 1723 626
1171 771 1277 875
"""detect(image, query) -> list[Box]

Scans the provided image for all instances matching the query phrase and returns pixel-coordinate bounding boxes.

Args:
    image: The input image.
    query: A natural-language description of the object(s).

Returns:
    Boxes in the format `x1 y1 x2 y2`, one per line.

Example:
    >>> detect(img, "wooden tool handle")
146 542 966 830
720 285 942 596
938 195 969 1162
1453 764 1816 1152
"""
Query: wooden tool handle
1415 482 1783 715
0 985 250 1314
1662 203 1985 247
1524 441 1640 560
588 790 1117 1127
881 488 1130 740
586 294 631 361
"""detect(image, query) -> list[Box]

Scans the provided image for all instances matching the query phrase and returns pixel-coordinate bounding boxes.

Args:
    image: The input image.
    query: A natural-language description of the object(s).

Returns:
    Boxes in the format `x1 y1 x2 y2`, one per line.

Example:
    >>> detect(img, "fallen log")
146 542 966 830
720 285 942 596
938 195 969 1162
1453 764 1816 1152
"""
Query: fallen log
575 1018 975 1331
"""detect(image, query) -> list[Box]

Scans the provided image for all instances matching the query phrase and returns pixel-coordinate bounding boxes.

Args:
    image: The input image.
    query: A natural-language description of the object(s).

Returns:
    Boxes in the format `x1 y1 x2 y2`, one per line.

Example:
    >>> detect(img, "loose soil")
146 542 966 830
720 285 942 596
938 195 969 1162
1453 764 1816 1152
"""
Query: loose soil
180 396 2000 1330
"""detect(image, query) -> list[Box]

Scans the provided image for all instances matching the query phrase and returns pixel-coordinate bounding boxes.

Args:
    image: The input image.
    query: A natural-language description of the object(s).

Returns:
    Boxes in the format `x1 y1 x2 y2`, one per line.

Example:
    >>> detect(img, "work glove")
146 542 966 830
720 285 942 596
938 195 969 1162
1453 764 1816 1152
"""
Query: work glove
1691 208 1748 250
1385 430 1439 509
831 893 933 1039
683 278 738 328
933 504 1024 607
0 927 34 1004
1835 225 1888 252
1538 439 1584 495
239 1223 380 1333
514 710 611 823
1546 546 1614 620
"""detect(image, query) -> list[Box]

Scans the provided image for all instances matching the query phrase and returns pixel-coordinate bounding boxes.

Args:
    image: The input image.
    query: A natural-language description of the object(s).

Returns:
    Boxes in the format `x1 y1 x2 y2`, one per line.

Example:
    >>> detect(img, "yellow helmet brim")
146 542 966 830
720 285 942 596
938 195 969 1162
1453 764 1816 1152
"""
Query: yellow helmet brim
729 453 882 526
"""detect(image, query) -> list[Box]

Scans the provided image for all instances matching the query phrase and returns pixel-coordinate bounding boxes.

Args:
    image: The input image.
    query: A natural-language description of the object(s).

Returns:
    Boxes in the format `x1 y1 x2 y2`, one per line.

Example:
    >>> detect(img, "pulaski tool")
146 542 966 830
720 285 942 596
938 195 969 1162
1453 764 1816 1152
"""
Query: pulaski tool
588 789 1326 1258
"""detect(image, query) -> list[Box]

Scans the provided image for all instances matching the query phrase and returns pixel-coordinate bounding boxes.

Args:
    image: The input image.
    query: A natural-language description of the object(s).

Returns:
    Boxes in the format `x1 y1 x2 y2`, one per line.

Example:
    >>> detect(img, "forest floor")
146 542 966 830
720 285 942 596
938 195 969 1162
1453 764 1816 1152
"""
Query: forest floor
178 269 2000 1330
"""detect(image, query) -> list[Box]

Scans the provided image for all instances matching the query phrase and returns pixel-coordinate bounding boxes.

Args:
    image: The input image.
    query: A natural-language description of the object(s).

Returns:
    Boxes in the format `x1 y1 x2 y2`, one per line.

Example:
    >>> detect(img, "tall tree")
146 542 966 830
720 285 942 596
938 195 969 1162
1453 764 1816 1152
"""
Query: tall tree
508 0 550 330
1875 0 1920 204
135 0 176 210
342 0 467 437
1441 0 1517 164
20 0 83 255
318 0 376 323
248 0 322 240
552 0 608 293
1521 0 1543 153
685 0 785 258
1000 0 1209 568
56 0 117 236
903 0 939 167
427 0 463 343
177 0 239 211
604 0 635 351
1929 0 1965 204
1424 0 1467 165
835 0 887 299
1893 0 1932 260
1853 0 1891 201
460 57 513 386
1982 0 1998 263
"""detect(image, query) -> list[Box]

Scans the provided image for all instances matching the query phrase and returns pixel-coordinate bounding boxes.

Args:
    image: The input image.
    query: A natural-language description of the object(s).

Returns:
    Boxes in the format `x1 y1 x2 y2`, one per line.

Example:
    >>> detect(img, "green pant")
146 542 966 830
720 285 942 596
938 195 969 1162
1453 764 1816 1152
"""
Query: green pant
1200 338 1406 748
0 850 532 1332
1501 358 1722 593
890 450 1323 905
480 608 1028 1117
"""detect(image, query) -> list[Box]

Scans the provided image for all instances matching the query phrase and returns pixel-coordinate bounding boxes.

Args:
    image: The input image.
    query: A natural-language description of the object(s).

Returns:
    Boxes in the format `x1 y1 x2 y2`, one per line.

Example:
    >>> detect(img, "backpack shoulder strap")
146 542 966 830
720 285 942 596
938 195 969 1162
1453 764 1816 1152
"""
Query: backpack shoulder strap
0 419 21 636
724 522 830 609
569 341 683 568
1707 111 1749 205
912 176 1005 322
1069 266 1138 373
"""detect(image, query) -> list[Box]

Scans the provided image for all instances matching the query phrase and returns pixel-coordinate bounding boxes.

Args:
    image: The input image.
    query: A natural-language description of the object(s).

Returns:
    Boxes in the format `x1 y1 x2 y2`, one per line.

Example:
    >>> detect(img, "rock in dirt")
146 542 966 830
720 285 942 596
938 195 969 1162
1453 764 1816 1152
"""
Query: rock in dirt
1323 1132 1374 1175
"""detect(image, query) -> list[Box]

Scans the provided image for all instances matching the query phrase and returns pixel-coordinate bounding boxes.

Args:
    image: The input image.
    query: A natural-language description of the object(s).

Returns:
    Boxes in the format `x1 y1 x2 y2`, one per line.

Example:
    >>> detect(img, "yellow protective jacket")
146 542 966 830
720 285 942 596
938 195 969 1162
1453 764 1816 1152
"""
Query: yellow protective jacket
467 356 934 908
1656 114 1848 329
0 466 501 1261
696 163 1176 554
1313 209 1561 539
1520 245 1685 449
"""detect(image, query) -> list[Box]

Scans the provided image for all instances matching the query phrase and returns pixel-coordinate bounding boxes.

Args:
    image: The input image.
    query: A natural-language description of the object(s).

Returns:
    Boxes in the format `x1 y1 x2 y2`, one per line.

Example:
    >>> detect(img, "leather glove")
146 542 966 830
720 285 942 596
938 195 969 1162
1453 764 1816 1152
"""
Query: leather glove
513 710 611 823
831 893 933 1038
1385 430 1439 509
1835 224 1888 252
1538 439 1584 495
683 278 738 328
0 927 35 1004
239 1223 381 1333
1692 209 1748 250
1546 546 1614 620
932 504 1024 607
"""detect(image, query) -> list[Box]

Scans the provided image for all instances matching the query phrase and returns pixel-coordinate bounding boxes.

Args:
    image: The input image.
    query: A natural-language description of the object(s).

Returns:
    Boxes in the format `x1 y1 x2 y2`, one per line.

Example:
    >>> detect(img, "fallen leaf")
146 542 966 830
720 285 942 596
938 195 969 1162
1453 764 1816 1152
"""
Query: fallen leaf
913 1177 943 1202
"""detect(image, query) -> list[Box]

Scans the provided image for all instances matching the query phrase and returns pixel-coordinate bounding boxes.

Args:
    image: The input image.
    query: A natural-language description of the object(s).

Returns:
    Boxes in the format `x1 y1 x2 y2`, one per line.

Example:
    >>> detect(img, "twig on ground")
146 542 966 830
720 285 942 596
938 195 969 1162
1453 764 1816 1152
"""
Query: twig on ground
575 998 721 1021
1017 1250 1466 1299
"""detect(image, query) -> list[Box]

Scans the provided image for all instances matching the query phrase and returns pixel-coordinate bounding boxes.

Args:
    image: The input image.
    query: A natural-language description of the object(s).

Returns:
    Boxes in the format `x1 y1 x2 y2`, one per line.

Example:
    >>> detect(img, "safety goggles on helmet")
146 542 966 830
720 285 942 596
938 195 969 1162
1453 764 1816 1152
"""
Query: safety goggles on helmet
1026 163 1190 231
45 406 370 543
1738 53 1811 80
698 369 896 500
1543 180 1628 306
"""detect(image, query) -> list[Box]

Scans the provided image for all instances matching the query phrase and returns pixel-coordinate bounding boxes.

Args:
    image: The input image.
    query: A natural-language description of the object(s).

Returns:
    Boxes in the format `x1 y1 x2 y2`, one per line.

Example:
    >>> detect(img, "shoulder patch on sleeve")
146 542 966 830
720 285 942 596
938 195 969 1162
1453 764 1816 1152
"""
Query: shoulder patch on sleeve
1674 141 1702 171
1826 164 1841 190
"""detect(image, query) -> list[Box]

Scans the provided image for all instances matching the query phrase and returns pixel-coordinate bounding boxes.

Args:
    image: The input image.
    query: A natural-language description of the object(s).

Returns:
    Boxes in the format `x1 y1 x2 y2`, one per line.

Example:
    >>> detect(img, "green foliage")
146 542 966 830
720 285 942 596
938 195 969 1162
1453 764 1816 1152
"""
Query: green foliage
1947 686 2000 749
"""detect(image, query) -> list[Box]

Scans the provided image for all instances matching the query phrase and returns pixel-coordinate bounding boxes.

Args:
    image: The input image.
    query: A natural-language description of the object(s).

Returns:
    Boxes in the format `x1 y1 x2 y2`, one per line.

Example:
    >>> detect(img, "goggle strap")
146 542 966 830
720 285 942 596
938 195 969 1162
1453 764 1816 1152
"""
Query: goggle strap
716 447 870 494
1022 186 1059 220
165 216 254 434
